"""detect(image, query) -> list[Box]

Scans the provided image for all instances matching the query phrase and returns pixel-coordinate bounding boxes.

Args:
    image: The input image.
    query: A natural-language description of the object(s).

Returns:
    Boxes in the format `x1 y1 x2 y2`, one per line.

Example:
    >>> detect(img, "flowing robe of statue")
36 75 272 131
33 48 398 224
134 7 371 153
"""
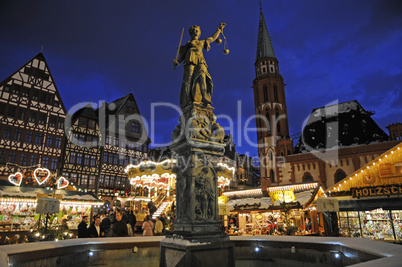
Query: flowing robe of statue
174 23 226 109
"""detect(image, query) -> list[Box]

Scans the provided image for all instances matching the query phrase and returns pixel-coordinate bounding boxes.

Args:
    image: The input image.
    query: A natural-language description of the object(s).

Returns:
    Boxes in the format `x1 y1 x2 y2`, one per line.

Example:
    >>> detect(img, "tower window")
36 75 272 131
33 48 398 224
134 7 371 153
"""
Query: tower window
263 85 268 102
274 84 278 102
265 111 271 132
276 111 281 133
270 169 275 183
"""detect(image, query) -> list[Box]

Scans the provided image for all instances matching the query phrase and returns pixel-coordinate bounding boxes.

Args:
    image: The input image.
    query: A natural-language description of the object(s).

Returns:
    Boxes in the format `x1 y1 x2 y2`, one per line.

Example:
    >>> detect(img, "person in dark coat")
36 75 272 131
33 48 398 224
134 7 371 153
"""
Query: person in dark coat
101 213 111 236
88 216 105 238
128 210 137 234
113 211 128 237
78 216 89 238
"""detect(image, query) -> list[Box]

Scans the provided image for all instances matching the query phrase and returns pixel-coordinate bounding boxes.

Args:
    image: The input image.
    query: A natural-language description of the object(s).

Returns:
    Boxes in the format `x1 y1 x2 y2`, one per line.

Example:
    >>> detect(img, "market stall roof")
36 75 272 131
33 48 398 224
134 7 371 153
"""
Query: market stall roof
224 182 319 199
325 142 402 195
0 185 101 202
227 183 323 212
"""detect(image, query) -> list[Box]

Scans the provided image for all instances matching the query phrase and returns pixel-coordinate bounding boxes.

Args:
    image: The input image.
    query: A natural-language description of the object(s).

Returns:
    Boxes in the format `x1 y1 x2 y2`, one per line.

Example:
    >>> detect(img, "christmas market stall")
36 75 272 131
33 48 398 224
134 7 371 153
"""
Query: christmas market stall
325 142 402 241
0 167 102 244
224 182 326 236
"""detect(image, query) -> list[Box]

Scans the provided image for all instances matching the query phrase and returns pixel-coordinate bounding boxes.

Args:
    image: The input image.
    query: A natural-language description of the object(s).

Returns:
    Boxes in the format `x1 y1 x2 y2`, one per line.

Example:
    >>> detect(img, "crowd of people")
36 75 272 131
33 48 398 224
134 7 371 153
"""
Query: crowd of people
76 210 169 238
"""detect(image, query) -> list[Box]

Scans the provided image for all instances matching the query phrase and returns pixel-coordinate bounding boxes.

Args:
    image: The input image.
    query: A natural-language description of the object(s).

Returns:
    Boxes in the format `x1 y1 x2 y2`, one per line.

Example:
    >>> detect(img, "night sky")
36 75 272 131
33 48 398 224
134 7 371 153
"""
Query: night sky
0 0 401 158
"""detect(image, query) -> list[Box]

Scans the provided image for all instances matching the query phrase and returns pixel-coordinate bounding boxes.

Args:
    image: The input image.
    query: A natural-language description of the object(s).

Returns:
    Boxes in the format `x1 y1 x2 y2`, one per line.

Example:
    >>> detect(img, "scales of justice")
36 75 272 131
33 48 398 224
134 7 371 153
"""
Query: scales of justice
159 22 235 267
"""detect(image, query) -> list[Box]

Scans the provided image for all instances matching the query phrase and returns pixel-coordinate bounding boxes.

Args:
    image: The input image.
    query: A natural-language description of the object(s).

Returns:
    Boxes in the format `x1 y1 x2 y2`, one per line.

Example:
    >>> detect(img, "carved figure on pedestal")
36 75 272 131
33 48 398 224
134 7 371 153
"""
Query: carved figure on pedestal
194 165 215 220
173 23 226 109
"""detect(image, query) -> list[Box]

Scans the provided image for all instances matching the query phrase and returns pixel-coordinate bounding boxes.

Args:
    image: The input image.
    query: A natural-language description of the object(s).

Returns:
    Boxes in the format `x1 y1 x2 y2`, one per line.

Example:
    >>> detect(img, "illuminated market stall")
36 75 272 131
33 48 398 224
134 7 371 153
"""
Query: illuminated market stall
325 142 402 241
0 167 102 244
224 182 325 235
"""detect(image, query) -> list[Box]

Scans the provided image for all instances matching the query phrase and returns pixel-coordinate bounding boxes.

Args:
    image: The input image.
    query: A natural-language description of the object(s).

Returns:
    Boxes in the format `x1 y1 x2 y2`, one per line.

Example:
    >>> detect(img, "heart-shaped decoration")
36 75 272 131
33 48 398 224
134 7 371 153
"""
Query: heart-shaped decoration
9 172 23 186
33 168 51 185
57 177 69 189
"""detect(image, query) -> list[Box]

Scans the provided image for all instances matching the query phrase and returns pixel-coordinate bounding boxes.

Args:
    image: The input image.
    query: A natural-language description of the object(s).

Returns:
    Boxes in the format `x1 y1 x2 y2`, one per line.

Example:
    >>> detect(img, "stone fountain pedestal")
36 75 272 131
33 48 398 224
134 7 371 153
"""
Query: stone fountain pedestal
159 103 234 267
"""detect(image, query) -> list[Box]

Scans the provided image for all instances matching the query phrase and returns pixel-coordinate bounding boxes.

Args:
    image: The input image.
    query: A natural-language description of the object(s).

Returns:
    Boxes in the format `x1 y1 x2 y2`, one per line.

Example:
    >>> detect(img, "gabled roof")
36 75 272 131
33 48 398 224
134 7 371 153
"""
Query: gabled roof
256 10 276 61
294 100 389 153
0 52 68 115
71 102 98 123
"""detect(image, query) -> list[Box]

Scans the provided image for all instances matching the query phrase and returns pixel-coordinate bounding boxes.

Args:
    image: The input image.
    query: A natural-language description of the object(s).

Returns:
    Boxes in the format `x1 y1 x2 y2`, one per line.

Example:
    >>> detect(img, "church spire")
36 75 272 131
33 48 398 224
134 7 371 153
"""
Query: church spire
256 8 276 61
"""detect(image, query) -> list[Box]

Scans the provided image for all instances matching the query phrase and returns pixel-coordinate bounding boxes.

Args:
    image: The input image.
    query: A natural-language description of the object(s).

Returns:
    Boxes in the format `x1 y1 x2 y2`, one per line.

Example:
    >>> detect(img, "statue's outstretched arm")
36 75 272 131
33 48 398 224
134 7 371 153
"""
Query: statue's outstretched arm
206 23 226 44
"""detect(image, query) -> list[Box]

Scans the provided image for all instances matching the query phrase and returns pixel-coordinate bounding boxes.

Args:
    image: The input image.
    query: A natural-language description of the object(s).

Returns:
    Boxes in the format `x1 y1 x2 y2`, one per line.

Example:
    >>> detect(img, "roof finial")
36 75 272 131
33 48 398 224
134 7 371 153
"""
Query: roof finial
130 88 133 94
40 45 44 53
259 0 262 13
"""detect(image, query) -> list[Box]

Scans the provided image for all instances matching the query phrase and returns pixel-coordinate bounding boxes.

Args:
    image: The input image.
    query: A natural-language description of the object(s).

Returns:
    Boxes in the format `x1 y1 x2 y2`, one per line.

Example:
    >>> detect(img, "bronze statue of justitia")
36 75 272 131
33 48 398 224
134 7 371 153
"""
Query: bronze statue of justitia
173 23 226 109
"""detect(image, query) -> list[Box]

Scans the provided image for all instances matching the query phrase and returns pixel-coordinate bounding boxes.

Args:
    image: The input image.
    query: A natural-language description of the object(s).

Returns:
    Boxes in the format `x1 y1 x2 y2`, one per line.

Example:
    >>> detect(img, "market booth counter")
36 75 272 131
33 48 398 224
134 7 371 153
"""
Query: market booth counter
224 182 325 236
325 142 402 241
0 185 102 244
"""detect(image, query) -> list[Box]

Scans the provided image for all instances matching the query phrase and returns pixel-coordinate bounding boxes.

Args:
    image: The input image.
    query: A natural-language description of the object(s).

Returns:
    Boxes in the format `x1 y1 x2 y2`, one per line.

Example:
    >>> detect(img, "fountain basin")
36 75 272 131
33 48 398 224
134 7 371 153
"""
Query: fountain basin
1 236 402 267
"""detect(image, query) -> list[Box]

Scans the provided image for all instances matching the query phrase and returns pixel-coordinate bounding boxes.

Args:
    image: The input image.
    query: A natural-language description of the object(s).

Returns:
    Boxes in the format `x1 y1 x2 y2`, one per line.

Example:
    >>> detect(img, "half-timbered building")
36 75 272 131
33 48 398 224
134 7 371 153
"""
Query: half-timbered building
60 93 150 200
0 53 67 181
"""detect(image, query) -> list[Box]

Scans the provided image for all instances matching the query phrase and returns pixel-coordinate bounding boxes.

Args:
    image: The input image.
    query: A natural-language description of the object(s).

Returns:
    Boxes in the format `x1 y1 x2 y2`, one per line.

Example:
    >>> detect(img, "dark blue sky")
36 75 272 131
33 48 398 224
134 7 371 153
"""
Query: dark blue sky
0 0 401 157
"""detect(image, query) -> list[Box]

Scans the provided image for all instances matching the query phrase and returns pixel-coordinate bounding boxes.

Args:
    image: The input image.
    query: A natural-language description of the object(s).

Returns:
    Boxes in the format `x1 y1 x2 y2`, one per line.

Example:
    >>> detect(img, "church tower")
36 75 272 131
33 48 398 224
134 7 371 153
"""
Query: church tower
252 7 292 193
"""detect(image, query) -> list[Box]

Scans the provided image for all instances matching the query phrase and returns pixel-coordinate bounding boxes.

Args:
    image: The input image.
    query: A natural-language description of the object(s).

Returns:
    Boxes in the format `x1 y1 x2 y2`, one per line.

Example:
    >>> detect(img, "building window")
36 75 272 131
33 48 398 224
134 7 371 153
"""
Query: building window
28 111 37 123
8 152 16 163
22 87 29 98
303 173 314 183
334 169 347 184
90 156 96 166
46 94 54 105
131 121 140 133
81 175 88 187
88 119 96 130
78 134 85 145
12 85 20 96
276 111 281 133
69 153 76 163
273 84 278 102
84 155 90 165
92 136 98 147
45 135 53 147
50 158 58 170
41 157 49 168
104 175 110 187
103 152 108 163
30 155 38 166
57 118 64 129
0 102 6 116
89 176 96 188
0 151 5 164
114 137 119 146
38 113 46 125
70 173 77 183
106 135 112 145
32 90 39 101
55 137 61 148
13 129 22 141
79 117 87 127
114 154 118 165
109 153 113 164
20 154 28 166
270 169 275 183
34 133 43 145
7 105 16 118
265 111 271 132
263 85 268 102
76 153 82 165
49 116 57 128
17 108 26 120
25 131 33 143
40 92 47 103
